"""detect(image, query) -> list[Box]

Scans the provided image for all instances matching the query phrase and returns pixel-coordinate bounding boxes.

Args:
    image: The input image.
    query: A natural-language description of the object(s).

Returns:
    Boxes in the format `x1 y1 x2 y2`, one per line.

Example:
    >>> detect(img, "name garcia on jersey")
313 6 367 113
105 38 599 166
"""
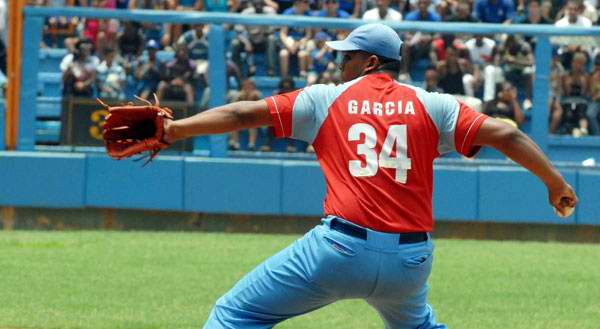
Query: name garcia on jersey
347 100 416 117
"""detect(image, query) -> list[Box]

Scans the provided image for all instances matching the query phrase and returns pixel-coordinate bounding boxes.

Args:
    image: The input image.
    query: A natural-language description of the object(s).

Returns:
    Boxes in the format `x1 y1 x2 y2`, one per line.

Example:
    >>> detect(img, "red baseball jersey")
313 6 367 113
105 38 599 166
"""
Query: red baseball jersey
265 73 487 233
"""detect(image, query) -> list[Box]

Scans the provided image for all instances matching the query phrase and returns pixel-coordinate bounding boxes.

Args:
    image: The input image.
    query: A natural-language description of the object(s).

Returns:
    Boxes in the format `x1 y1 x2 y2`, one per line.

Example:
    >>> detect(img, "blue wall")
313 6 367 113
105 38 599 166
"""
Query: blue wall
0 152 598 225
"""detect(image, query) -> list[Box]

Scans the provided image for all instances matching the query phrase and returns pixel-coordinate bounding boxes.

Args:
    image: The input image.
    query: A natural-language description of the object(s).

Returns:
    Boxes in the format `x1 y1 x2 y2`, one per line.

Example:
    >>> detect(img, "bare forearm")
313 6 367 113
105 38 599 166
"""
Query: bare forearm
165 100 270 142
494 128 563 189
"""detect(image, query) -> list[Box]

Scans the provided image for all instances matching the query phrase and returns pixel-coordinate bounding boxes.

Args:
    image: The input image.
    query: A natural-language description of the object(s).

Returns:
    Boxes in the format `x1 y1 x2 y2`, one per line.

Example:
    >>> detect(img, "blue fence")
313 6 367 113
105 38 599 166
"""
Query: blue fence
6 8 600 225
0 151 598 225
19 7 600 159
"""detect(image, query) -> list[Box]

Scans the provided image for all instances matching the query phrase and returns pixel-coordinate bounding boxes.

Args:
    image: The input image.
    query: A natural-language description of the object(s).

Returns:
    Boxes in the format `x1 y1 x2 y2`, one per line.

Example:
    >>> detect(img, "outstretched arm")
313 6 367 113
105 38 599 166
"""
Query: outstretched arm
472 117 578 216
163 100 271 142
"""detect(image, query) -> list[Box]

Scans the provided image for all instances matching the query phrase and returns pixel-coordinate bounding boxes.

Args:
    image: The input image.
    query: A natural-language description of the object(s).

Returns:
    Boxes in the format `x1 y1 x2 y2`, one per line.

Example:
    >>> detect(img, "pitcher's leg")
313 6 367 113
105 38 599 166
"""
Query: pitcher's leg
204 228 335 329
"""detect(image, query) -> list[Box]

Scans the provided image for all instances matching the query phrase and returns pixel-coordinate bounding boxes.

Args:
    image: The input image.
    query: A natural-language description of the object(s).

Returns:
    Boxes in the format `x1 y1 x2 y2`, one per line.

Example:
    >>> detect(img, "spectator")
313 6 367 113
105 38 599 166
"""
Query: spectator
339 0 363 17
446 1 479 22
43 0 79 48
130 0 171 49
483 82 525 127
473 0 515 23
549 48 565 134
61 38 98 97
404 0 440 21
423 68 443 93
555 0 592 27
587 55 600 135
518 0 552 24
279 0 312 77
465 35 495 67
436 47 472 96
231 0 278 77
157 44 196 106
362 0 402 21
135 39 164 99
178 24 209 82
308 32 335 85
499 35 534 108
96 47 126 99
116 0 129 8
228 79 263 151
560 51 590 136
117 21 144 61
314 0 351 20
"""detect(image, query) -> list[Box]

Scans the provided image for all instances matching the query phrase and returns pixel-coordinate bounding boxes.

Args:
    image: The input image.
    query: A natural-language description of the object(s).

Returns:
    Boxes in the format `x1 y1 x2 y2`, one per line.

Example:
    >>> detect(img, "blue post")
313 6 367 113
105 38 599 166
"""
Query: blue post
203 24 228 157
531 36 551 152
18 15 44 151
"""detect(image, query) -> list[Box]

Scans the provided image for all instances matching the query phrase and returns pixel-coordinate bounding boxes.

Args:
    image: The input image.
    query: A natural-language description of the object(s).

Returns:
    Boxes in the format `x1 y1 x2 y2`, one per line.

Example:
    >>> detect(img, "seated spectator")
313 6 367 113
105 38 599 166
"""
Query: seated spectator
178 24 209 82
465 35 495 68
423 68 443 93
446 1 478 22
157 44 196 106
483 82 525 127
279 0 312 77
553 0 594 71
130 0 171 49
362 0 402 21
43 0 79 48
473 0 515 23
228 79 263 151
312 0 352 44
96 47 126 99
61 38 98 98
404 0 440 21
308 32 335 85
500 35 533 108
117 21 144 62
549 49 565 134
231 0 278 77
135 40 164 99
436 47 474 97
339 0 363 17
560 51 590 136
587 55 600 135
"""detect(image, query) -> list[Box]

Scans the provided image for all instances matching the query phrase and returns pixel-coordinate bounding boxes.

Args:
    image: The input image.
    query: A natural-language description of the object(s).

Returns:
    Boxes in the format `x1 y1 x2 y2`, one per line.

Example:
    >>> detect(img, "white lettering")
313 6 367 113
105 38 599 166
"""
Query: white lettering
360 100 371 115
405 101 415 115
385 102 395 115
373 102 383 116
348 100 358 114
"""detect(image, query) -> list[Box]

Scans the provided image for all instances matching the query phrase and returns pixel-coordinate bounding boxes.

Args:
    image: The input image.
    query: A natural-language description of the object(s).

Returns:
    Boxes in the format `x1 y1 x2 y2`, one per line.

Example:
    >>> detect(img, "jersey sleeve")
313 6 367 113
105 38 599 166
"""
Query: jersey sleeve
453 101 488 157
264 83 339 143
414 88 488 157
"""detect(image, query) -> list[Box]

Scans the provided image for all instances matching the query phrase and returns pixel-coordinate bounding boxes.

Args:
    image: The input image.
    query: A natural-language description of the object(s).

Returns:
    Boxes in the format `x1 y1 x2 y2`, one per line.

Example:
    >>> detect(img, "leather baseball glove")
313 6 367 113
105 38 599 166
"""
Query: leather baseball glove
100 94 174 164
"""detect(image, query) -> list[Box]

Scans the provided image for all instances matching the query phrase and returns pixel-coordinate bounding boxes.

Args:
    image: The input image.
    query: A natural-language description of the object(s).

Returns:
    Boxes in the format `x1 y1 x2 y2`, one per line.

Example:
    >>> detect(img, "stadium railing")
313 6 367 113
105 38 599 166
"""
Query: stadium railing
18 7 600 160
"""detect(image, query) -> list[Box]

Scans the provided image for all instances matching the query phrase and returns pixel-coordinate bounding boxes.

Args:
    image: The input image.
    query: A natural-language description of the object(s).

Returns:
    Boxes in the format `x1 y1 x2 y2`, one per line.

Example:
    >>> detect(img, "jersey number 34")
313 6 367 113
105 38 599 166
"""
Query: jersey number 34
348 123 412 184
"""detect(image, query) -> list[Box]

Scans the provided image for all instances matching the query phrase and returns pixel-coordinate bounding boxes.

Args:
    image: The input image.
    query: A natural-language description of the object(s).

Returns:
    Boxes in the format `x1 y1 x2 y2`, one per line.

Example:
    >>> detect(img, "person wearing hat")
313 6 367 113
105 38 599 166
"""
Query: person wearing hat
134 39 164 99
161 23 578 328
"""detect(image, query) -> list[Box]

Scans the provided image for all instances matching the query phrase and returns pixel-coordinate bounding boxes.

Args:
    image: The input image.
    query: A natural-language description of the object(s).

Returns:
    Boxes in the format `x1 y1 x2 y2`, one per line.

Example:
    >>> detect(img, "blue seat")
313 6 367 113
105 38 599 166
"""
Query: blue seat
39 48 68 73
38 72 63 97
35 120 61 144
36 96 63 119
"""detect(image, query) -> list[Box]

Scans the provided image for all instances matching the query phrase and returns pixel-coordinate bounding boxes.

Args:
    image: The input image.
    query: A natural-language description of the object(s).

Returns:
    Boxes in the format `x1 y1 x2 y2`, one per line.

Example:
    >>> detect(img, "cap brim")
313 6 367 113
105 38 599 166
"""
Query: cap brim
325 40 360 52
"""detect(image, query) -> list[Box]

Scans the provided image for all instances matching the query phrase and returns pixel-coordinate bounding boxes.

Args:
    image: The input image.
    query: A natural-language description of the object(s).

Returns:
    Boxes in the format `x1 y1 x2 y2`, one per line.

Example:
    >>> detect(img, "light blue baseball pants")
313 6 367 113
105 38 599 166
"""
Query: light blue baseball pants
204 216 447 329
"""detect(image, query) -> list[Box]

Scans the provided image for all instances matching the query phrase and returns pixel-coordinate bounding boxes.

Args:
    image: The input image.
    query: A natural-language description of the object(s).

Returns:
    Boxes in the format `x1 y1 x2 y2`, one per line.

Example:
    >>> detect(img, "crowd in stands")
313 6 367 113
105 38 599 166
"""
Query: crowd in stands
25 0 600 151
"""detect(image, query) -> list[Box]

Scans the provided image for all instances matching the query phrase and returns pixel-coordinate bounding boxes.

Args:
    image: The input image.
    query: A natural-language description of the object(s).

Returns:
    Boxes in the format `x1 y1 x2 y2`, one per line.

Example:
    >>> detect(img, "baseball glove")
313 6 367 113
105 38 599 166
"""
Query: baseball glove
101 94 174 164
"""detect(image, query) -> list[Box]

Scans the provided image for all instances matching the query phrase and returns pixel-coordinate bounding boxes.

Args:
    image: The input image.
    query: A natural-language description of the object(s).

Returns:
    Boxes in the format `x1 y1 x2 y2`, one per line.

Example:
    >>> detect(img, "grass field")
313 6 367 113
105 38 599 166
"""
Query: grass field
0 231 599 329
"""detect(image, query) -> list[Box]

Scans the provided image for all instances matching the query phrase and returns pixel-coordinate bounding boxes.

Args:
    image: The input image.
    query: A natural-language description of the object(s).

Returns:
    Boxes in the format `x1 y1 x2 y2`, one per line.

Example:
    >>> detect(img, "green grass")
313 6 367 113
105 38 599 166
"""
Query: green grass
0 231 598 329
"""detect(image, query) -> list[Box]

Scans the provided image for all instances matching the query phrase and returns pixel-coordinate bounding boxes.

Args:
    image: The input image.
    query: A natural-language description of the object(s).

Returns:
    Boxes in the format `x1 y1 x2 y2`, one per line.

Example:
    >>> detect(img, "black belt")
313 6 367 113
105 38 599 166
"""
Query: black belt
330 218 428 245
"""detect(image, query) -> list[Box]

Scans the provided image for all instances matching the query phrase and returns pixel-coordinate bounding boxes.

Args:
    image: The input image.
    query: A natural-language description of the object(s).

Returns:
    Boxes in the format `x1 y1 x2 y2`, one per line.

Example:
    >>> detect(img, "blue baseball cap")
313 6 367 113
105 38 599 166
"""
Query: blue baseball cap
326 23 402 61
146 39 160 50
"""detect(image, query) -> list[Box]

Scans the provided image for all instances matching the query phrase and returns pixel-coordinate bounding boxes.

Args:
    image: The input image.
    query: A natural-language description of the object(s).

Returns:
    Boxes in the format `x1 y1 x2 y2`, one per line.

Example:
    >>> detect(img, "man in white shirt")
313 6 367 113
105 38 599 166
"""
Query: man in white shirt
465 36 495 67
555 0 592 27
362 0 402 21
